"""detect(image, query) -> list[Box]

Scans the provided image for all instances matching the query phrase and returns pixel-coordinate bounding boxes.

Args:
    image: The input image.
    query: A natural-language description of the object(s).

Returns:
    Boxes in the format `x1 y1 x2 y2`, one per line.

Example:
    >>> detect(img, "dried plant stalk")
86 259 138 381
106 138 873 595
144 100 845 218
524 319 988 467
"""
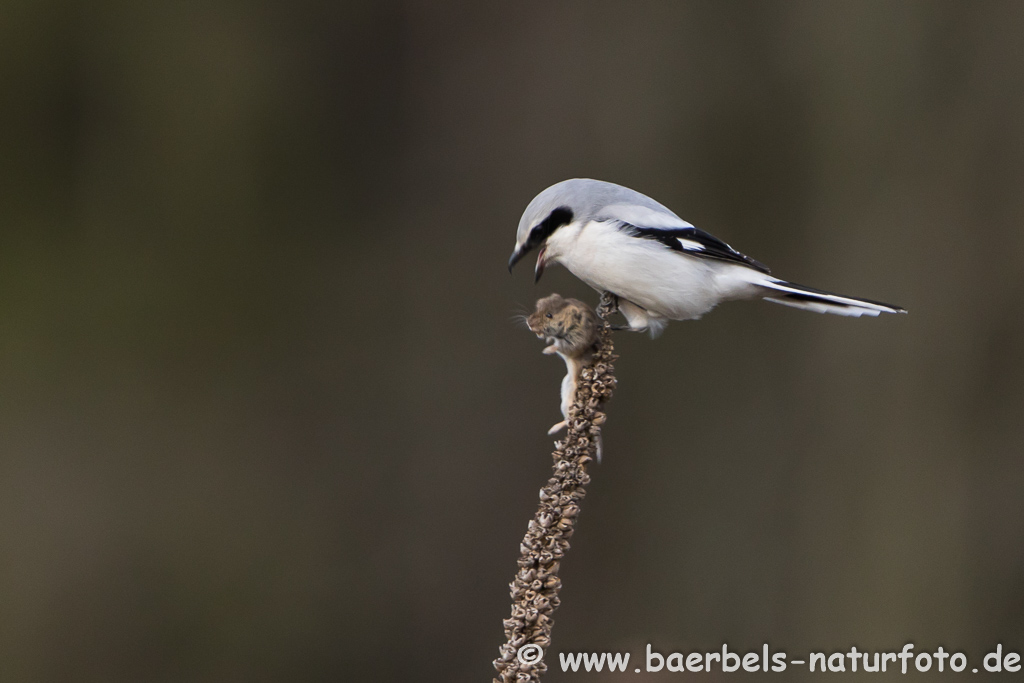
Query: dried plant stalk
492 292 619 683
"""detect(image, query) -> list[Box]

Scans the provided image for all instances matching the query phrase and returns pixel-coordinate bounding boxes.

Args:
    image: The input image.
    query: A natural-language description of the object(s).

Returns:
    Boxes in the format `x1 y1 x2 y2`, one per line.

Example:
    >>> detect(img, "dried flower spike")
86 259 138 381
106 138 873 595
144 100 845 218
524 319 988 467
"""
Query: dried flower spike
492 292 619 683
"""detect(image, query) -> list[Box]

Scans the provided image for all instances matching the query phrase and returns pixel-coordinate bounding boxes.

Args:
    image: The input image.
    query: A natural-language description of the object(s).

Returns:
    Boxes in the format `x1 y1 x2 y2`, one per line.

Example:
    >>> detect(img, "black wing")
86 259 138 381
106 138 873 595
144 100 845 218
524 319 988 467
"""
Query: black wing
616 222 771 274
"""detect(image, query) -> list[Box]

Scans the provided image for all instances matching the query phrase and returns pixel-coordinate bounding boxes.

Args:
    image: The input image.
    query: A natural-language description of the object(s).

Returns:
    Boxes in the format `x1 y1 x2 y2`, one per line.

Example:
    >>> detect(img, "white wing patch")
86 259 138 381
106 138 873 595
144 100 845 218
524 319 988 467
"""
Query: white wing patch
601 203 693 230
677 238 705 251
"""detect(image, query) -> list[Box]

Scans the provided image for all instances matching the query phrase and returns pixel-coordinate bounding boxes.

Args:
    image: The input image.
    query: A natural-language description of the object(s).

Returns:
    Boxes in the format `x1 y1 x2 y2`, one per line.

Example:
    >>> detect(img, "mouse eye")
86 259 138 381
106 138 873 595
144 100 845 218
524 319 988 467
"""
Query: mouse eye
545 313 552 318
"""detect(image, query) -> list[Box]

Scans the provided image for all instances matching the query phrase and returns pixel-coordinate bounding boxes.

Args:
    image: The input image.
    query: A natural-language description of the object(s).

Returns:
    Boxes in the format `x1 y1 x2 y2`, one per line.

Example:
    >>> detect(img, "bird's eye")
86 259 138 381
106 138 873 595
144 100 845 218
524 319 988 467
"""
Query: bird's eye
545 313 552 318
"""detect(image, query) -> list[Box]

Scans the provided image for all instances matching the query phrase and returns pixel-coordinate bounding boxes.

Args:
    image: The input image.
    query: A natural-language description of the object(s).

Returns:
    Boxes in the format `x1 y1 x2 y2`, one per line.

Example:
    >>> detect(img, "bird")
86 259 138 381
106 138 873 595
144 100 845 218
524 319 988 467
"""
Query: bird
508 178 906 336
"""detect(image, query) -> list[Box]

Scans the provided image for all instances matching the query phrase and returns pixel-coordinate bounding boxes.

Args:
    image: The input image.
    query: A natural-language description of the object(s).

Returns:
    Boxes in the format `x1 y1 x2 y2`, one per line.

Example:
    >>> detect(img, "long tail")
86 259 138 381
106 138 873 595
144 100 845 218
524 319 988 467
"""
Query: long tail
757 278 906 317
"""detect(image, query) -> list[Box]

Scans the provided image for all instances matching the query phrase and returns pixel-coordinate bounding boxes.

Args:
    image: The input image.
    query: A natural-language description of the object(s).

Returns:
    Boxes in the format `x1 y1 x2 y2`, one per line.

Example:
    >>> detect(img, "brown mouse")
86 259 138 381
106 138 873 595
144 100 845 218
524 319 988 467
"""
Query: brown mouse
527 294 600 438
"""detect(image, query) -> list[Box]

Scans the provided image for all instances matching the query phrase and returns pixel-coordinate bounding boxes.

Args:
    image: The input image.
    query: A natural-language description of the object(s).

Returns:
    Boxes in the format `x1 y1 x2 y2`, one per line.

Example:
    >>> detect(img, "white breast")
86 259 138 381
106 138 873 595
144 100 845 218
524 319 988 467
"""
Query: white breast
547 221 760 321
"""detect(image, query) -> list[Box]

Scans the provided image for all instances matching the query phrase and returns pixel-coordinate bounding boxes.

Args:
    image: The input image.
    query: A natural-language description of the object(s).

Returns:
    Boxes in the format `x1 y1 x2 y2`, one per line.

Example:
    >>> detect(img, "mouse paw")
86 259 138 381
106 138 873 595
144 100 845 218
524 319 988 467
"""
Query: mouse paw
547 420 567 435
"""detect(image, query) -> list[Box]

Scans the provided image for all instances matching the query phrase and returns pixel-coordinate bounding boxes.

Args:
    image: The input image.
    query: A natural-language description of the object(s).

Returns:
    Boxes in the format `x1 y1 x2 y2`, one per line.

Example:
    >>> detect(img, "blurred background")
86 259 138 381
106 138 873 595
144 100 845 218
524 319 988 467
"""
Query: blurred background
1 1 1022 681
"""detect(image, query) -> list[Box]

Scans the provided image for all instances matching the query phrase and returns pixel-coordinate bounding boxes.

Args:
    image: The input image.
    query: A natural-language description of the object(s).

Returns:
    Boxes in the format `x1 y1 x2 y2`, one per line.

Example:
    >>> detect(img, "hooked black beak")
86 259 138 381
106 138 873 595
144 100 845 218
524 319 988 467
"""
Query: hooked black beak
508 240 547 281
503 244 544 282
508 245 526 273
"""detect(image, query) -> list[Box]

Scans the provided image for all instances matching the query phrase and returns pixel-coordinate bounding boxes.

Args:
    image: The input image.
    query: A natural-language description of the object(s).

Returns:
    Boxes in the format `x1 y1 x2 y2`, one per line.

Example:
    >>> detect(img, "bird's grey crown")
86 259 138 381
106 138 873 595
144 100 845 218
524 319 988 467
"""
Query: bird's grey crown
516 178 682 244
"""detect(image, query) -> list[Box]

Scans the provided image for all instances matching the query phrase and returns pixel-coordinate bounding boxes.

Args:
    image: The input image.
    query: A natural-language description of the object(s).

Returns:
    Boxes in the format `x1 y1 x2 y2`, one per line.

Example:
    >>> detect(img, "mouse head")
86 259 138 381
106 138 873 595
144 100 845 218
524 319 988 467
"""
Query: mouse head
527 294 573 340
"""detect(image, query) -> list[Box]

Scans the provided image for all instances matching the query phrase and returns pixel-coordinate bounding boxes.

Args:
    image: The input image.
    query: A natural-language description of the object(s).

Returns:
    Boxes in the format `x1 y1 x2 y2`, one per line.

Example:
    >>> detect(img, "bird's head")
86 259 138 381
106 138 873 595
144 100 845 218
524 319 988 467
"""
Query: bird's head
508 206 573 282
508 184 581 282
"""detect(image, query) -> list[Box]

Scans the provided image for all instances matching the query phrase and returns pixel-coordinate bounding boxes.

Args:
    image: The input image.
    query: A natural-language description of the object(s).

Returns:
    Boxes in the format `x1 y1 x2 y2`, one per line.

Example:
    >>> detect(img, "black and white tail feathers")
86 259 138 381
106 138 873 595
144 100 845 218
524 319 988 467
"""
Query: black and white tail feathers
758 278 906 318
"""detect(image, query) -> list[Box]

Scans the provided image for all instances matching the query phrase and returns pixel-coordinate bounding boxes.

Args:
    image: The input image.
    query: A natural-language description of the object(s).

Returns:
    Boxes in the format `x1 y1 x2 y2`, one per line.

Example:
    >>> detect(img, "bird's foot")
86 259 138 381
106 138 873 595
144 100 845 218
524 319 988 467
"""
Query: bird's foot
597 291 620 319
599 292 637 331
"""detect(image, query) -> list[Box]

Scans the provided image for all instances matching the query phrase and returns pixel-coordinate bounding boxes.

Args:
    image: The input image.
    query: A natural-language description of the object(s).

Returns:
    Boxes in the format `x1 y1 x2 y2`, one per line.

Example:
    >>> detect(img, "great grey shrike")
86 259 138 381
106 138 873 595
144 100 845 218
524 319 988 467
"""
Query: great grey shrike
508 178 905 336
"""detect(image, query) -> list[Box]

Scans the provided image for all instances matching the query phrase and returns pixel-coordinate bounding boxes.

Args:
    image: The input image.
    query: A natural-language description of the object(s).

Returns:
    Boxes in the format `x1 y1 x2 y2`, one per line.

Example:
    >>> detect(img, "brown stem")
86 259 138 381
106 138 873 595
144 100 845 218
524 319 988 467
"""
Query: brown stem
492 292 619 682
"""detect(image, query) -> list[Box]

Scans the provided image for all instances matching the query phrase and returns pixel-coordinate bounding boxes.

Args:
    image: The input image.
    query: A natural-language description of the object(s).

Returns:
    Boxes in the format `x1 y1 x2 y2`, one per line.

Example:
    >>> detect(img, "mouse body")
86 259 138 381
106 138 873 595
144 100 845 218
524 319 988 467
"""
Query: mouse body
526 294 600 437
